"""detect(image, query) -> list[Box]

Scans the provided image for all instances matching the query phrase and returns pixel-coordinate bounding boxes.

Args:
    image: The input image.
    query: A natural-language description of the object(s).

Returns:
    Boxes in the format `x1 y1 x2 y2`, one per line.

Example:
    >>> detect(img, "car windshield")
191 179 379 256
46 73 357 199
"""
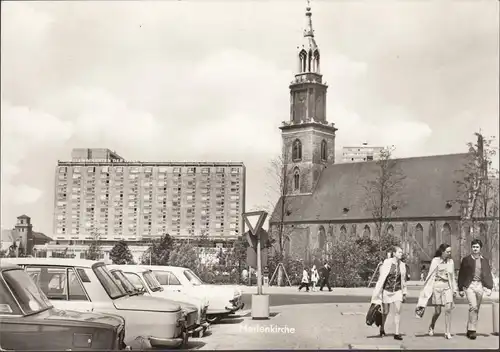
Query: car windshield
2 269 52 316
110 270 137 294
143 271 162 292
93 265 128 299
183 269 204 286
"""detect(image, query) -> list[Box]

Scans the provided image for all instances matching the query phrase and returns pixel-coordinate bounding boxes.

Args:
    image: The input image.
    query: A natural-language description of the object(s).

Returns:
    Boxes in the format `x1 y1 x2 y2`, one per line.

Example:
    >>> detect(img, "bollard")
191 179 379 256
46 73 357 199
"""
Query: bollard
493 300 499 335
251 294 270 320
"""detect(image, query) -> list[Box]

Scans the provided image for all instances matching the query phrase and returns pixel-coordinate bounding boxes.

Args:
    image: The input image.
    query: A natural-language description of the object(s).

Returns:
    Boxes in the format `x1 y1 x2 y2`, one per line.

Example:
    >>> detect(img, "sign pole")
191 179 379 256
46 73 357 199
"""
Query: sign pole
242 210 270 320
257 234 262 295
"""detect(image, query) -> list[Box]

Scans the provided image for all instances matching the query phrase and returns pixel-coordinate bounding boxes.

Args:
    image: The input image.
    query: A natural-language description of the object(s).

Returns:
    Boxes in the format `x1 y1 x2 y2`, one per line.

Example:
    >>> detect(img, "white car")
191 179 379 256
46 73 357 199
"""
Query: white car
108 265 210 337
143 265 244 323
4 258 195 349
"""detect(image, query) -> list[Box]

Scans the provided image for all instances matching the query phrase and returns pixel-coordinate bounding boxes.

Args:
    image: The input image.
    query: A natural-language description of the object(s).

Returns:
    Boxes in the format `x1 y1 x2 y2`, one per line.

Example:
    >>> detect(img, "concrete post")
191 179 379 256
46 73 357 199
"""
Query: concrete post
493 301 499 335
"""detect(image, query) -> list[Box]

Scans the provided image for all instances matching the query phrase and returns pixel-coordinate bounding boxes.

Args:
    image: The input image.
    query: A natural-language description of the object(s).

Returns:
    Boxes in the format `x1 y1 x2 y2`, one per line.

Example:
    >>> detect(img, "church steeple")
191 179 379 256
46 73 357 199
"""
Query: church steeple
280 0 337 195
304 0 315 38
298 0 320 74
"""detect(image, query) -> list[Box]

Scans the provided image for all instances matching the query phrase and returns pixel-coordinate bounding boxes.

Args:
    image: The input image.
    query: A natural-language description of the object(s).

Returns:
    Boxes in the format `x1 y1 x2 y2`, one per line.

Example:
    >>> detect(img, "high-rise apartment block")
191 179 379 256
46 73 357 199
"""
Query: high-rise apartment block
342 143 384 163
54 149 246 246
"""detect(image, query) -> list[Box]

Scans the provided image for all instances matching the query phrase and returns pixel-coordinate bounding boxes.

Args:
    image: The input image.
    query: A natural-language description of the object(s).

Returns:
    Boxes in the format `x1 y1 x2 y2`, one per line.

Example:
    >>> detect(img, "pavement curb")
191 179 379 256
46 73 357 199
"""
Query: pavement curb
348 344 405 350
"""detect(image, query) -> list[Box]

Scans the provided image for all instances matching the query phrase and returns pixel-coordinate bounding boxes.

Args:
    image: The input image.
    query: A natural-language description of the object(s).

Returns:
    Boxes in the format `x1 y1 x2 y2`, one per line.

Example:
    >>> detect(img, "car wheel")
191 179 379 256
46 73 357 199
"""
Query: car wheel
129 336 152 350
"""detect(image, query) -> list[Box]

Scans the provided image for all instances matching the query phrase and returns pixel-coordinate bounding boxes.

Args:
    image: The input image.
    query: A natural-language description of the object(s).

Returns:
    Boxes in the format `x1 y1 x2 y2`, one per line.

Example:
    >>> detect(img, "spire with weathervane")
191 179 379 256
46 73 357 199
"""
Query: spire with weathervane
288 0 329 124
297 0 320 74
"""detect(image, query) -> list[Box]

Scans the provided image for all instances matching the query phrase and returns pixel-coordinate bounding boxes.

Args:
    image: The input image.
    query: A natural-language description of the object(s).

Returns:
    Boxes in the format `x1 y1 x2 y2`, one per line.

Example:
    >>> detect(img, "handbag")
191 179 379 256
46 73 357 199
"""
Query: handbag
366 303 382 326
415 259 441 319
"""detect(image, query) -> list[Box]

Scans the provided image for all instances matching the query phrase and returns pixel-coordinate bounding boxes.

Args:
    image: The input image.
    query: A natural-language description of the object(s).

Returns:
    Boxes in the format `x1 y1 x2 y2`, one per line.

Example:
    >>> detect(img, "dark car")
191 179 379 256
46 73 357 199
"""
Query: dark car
0 263 128 351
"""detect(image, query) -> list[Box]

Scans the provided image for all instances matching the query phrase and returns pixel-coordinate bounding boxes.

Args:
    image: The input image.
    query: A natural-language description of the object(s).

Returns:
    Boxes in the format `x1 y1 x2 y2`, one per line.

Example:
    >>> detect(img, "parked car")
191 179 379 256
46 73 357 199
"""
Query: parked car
5 258 190 349
109 265 209 337
143 265 244 323
0 262 127 351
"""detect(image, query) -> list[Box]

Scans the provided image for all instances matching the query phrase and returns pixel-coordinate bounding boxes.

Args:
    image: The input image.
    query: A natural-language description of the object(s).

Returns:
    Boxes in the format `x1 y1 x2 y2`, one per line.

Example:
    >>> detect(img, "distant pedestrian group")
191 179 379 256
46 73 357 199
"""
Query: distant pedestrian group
298 262 333 292
367 239 494 341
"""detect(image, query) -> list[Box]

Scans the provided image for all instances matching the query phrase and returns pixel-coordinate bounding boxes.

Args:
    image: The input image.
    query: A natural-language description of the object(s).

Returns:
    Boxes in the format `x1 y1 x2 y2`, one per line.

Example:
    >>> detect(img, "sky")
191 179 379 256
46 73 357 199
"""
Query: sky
1 0 499 235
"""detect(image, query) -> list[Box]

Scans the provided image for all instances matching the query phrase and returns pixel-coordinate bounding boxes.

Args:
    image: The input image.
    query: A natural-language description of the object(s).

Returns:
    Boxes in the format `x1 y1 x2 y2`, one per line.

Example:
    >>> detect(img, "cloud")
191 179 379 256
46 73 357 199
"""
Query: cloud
332 103 433 158
7 185 43 206
0 1 496 234
1 101 73 208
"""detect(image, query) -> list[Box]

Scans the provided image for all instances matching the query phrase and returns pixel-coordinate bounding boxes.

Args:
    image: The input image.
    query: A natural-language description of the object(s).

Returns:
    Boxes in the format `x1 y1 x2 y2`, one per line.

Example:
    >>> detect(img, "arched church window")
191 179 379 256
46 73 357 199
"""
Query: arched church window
415 224 424 253
321 140 327 161
442 223 452 245
292 139 302 161
308 49 313 72
299 50 307 73
284 235 291 258
293 168 300 191
318 226 326 251
340 225 347 242
363 225 371 239
479 223 488 255
386 224 394 236
313 50 320 72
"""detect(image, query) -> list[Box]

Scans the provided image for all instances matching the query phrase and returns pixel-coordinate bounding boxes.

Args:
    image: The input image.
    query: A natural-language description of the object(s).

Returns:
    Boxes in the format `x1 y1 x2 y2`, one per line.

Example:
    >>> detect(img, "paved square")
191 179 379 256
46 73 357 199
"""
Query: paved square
194 303 499 350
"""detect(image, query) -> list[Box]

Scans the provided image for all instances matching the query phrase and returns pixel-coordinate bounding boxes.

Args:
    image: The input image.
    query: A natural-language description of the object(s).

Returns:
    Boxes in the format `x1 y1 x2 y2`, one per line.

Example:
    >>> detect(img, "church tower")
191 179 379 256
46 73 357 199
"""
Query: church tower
280 1 337 195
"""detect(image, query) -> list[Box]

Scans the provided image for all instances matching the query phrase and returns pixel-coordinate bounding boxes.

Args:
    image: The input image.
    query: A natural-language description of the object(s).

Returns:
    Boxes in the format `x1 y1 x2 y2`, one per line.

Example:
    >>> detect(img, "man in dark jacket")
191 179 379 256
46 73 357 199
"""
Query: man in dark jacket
319 263 332 292
458 239 494 340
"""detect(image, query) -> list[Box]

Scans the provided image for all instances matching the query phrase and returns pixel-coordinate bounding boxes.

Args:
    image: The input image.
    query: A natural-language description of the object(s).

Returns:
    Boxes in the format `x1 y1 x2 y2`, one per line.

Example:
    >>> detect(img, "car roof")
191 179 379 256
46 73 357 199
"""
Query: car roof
0 262 23 271
2 257 104 269
107 265 151 274
141 265 187 273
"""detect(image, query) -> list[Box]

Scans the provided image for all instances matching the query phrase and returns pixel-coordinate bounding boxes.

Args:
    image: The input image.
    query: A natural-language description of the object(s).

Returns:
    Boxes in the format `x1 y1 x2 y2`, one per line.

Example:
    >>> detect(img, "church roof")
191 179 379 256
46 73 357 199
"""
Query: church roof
270 153 471 224
32 232 52 242
0 229 52 244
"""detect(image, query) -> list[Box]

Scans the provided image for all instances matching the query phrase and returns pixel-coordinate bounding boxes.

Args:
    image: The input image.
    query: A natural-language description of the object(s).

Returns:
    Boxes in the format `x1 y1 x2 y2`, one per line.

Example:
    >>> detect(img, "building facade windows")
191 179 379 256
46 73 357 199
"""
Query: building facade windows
321 140 327 161
293 168 300 191
292 139 302 161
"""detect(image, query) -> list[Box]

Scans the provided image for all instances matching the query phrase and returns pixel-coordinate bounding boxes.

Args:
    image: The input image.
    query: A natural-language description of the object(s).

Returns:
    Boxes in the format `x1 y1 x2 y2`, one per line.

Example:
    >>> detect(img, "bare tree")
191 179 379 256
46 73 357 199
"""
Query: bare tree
455 133 499 261
482 173 499 272
262 149 294 286
361 146 406 255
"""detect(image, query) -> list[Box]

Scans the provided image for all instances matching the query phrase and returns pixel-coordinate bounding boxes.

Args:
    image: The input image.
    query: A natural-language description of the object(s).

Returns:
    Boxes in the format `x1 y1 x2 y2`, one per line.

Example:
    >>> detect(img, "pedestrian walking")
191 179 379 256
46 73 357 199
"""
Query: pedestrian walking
241 268 248 284
401 254 411 282
298 267 310 292
457 239 494 340
415 243 458 340
310 265 319 291
370 246 407 341
319 262 332 292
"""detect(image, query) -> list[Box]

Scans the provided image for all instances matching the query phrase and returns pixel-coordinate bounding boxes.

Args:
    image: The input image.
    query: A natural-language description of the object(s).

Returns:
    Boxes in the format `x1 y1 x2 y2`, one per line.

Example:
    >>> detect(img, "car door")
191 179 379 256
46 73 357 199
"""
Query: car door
153 271 183 293
25 266 94 312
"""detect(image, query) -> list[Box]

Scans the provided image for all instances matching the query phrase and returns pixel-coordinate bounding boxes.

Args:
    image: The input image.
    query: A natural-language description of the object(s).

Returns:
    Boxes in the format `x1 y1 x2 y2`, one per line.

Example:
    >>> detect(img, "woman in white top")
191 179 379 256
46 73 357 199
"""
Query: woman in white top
416 243 458 339
298 267 310 292
370 246 407 340
311 265 319 292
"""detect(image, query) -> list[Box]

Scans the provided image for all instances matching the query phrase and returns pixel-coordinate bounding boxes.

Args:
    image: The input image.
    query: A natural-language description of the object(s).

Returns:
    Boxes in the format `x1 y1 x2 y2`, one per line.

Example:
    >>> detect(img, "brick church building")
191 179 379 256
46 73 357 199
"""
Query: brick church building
269 4 499 279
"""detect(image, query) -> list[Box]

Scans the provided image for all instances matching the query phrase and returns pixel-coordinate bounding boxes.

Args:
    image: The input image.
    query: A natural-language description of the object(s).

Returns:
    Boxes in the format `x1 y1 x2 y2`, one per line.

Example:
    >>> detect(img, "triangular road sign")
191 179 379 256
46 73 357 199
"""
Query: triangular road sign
242 211 267 237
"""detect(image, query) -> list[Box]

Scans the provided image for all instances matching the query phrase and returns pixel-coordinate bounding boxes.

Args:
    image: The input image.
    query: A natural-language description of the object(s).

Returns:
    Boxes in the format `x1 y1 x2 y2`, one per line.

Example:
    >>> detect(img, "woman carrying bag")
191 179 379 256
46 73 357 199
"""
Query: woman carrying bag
370 246 407 341
415 243 458 339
